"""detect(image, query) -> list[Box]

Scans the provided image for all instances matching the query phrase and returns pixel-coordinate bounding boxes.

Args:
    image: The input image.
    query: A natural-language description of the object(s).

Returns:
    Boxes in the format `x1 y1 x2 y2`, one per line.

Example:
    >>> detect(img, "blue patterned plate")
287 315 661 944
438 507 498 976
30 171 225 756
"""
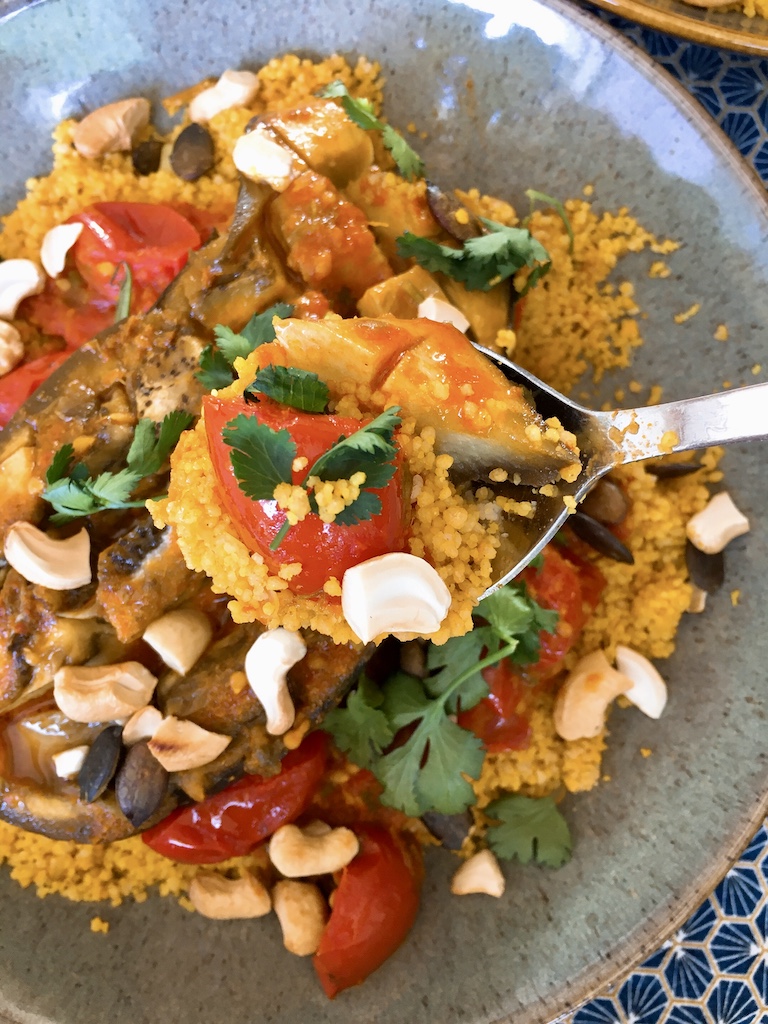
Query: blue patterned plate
0 2 767 1024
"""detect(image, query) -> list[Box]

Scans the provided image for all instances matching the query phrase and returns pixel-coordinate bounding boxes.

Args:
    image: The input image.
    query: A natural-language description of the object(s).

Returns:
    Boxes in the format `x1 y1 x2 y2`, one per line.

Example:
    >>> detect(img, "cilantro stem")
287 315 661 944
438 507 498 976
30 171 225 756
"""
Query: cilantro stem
427 640 518 720
270 519 291 551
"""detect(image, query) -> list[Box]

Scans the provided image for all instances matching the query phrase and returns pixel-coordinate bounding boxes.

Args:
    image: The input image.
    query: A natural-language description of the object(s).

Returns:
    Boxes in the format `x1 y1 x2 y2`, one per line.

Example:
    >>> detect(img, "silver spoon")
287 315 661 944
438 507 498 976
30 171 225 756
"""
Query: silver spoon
476 343 767 596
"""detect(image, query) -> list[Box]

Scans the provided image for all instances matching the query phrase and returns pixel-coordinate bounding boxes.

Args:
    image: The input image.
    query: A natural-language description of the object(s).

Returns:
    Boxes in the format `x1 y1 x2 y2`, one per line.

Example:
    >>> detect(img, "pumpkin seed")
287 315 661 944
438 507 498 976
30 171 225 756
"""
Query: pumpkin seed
569 511 634 565
78 725 122 803
422 811 472 851
579 478 629 525
131 139 163 176
170 124 214 182
116 739 169 827
646 460 702 479
425 182 482 243
685 539 724 594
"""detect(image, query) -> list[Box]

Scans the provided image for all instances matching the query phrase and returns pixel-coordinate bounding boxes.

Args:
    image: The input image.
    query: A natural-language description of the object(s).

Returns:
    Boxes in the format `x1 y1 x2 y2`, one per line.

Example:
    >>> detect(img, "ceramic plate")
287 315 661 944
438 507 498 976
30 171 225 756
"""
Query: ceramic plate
583 0 768 56
1 1 768 1022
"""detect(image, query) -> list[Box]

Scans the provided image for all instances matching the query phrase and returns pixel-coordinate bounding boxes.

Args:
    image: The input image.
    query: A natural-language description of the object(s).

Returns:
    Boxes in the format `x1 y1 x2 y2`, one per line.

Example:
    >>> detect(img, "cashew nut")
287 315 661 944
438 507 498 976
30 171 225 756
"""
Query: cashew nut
4 522 91 590
189 68 260 124
686 491 749 555
51 744 90 780
147 715 231 772
614 645 668 720
553 650 632 741
142 608 213 675
232 124 306 191
0 322 24 378
122 705 164 746
73 98 151 160
418 296 470 334
40 223 84 278
53 662 158 723
0 259 45 319
450 850 505 898
341 552 452 643
272 880 328 956
268 823 359 878
244 628 304 735
189 871 271 920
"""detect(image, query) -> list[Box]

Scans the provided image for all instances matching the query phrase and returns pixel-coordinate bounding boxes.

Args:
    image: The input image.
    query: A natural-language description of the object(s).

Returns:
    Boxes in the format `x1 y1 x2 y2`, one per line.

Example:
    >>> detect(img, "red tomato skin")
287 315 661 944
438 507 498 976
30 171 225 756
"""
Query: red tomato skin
456 658 532 752
313 823 423 998
141 732 329 864
203 395 406 595
0 348 74 427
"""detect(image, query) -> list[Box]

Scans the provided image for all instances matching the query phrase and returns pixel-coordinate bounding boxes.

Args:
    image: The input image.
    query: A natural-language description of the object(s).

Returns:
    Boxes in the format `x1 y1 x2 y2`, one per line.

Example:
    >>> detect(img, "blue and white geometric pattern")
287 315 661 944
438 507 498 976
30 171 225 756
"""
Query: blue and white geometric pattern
556 821 768 1023
554 17 768 1016
585 4 768 185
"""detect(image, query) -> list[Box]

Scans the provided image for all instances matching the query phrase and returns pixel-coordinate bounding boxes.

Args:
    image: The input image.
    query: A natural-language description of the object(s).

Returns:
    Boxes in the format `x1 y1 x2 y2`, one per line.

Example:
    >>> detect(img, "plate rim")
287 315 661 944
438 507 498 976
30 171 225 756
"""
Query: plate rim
0 1 767 1023
582 0 768 56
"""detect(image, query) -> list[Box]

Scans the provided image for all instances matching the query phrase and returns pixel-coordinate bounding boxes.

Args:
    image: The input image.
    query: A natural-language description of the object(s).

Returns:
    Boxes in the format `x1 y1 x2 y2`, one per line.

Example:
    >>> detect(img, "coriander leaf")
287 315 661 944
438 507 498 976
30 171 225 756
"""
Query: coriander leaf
415 716 485 814
126 412 194 478
425 627 495 713
44 479 104 523
332 488 382 527
375 741 423 817
322 675 394 769
240 302 295 349
320 81 424 180
45 443 75 486
486 794 572 868
222 413 295 501
156 410 195 465
84 468 142 507
474 586 536 646
525 189 574 255
125 420 158 476
197 345 234 390
214 324 254 365
306 406 401 482
397 220 552 294
381 672 434 730
245 365 329 413
114 263 132 323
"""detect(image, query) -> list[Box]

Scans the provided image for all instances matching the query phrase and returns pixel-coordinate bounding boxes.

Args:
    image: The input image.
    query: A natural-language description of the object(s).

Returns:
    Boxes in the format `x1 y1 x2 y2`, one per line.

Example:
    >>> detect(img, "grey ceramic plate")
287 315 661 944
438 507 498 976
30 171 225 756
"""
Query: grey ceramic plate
1 1 768 1023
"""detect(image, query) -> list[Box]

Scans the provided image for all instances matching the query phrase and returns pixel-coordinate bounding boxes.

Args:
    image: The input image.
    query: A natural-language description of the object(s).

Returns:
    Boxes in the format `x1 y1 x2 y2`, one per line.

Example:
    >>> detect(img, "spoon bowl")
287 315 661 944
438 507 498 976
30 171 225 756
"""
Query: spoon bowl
478 342 768 594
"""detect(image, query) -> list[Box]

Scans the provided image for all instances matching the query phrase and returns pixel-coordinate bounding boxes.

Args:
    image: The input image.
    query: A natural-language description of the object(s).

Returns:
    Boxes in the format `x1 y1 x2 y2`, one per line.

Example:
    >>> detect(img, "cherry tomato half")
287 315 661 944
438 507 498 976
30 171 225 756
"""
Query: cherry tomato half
24 202 205 347
456 658 532 752
0 348 74 428
203 395 406 596
141 731 329 864
313 823 423 998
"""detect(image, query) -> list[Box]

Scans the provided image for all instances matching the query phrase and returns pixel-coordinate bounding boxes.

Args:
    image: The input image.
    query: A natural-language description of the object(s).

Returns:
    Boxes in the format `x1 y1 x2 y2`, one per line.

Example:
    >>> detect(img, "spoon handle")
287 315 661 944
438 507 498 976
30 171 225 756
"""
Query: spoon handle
603 381 768 464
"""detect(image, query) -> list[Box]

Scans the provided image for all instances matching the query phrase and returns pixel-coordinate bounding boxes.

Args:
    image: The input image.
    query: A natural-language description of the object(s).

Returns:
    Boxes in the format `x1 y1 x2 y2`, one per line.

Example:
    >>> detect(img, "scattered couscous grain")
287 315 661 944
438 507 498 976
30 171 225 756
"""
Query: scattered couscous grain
731 589 741 607
674 303 701 325
714 324 729 341
90 917 110 934
640 748 652 759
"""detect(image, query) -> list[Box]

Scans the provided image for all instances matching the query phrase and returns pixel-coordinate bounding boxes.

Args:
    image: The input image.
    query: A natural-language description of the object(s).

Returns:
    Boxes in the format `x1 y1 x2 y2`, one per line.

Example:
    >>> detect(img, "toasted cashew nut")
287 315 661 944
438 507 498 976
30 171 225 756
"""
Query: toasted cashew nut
341 552 451 643
272 880 328 956
450 850 505 898
232 124 305 191
189 871 271 920
244 628 304 735
0 259 45 320
686 491 749 555
4 522 91 590
53 662 157 723
268 823 359 878
122 705 164 746
0 322 24 378
614 645 668 720
148 716 231 772
142 608 213 675
40 223 84 278
189 68 260 124
73 98 151 160
553 650 632 741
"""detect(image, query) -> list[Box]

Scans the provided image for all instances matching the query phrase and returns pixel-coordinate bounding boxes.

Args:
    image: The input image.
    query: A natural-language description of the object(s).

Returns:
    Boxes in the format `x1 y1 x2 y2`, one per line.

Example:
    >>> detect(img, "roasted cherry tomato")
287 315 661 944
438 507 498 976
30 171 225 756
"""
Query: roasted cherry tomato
141 731 329 864
456 658 532 752
203 395 406 596
24 201 205 347
0 347 74 428
522 545 605 678
313 823 423 998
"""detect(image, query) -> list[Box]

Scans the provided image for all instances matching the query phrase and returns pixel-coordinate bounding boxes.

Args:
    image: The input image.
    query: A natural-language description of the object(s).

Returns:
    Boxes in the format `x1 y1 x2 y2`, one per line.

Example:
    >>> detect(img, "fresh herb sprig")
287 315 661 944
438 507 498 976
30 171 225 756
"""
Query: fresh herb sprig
114 262 133 323
323 582 557 818
196 302 294 390
244 366 329 414
486 794 572 868
396 219 552 294
320 81 424 181
222 402 402 546
42 410 193 523
525 189 574 256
